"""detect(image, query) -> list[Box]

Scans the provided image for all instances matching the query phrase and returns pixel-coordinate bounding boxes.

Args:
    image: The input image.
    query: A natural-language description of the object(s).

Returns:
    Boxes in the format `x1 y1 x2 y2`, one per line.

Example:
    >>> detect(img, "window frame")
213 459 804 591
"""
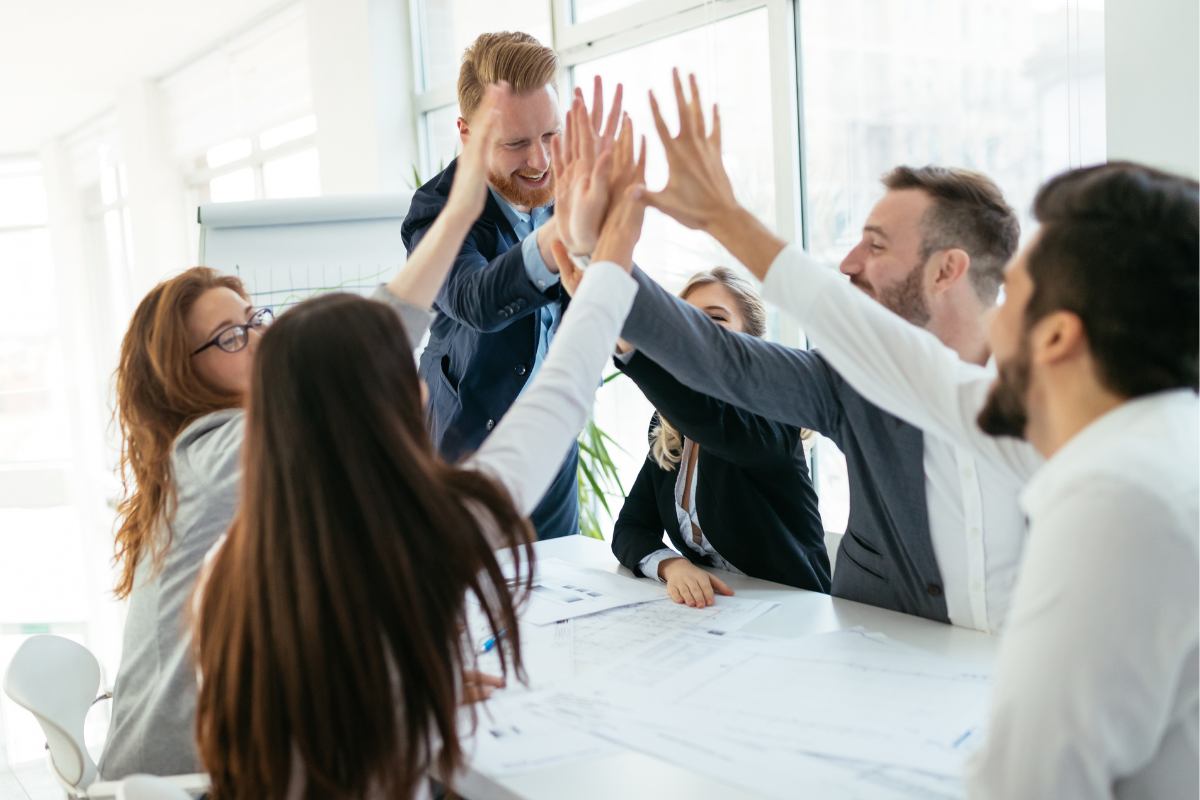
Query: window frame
409 0 806 267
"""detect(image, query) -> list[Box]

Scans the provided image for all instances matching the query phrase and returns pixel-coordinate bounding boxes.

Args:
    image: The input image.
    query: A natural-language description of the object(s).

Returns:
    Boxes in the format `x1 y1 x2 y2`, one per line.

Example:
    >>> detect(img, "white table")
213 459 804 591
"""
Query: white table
454 536 999 800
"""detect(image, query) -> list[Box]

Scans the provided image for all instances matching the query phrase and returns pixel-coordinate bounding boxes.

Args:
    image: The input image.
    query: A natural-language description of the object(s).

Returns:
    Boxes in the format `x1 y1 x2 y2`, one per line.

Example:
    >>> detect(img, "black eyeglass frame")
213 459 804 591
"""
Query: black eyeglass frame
190 308 274 356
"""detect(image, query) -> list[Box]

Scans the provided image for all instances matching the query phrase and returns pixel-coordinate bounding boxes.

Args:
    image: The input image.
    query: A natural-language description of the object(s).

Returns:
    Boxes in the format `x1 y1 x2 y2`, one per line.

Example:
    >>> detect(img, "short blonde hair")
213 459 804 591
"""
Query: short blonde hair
458 32 559 121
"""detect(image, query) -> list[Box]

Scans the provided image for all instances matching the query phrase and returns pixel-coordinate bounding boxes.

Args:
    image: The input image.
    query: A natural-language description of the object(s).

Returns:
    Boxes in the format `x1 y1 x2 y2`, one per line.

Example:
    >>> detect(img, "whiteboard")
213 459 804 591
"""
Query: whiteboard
198 193 413 313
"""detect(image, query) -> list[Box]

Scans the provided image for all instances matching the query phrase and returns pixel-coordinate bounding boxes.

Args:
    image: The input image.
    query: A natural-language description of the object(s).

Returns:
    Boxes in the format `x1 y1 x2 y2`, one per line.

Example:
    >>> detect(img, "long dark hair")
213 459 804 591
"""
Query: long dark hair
194 293 534 800
113 267 247 598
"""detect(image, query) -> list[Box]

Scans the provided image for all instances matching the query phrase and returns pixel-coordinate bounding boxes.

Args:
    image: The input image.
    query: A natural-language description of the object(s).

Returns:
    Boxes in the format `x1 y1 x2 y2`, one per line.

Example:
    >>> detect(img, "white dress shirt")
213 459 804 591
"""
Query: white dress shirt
760 244 1199 798
761 246 1029 632
637 438 745 581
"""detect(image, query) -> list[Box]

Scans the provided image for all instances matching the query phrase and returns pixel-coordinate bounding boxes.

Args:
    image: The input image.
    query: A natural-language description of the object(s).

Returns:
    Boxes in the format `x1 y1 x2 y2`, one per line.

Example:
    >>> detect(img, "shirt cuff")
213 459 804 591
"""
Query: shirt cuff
614 348 636 365
522 228 560 292
637 548 682 582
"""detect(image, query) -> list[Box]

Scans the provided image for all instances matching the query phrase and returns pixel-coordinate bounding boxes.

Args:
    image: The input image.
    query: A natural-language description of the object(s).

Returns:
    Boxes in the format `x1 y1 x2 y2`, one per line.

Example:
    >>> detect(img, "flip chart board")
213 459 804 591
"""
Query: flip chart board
197 193 414 313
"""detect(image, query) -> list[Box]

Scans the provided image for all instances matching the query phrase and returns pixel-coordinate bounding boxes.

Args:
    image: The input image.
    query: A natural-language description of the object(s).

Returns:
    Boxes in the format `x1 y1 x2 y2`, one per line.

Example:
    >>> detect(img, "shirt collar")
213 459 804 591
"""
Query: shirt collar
1019 388 1198 518
488 186 552 231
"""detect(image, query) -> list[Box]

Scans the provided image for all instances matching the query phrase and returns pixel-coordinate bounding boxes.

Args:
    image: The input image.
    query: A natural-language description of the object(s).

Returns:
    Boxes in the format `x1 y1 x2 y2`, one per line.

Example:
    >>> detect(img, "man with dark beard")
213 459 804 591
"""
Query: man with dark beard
615 74 1197 798
402 32 622 538
587 73 1028 632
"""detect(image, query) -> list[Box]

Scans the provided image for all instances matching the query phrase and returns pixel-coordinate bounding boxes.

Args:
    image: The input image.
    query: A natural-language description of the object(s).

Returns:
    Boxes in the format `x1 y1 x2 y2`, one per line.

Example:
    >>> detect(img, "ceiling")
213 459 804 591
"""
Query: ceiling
0 0 292 154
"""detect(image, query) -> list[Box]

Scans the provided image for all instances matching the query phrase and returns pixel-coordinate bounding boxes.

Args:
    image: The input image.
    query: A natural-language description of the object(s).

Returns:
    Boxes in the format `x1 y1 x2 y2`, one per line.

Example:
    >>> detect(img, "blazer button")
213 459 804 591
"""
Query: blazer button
515 364 527 376
926 583 943 597
486 419 495 431
498 309 509 319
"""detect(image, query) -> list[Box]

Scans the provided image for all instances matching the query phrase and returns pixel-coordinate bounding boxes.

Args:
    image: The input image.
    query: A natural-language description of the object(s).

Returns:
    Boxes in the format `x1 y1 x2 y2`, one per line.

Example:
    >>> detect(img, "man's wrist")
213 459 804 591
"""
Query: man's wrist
703 205 788 281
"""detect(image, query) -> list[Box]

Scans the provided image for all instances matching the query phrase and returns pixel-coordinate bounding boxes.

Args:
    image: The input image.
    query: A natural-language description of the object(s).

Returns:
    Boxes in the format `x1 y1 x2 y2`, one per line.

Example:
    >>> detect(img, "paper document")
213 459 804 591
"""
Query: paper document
515 558 666 625
465 690 621 778
526 628 991 799
573 596 780 668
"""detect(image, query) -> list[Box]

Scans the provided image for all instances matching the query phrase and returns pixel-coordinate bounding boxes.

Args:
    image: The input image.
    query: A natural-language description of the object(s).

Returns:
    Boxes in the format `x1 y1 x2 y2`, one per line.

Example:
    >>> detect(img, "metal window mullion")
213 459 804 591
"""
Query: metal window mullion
555 0 767 67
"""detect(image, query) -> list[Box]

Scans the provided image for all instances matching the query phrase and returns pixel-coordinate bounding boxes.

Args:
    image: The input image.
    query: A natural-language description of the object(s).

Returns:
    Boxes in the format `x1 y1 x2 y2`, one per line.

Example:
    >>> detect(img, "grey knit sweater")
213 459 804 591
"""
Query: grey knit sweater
99 289 433 779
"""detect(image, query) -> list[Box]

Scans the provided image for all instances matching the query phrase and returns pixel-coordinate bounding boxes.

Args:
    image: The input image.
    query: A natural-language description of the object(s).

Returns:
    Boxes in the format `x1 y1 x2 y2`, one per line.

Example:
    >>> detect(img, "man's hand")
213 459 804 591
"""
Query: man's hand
645 69 738 231
645 69 787 280
659 557 735 608
550 119 647 290
549 77 624 257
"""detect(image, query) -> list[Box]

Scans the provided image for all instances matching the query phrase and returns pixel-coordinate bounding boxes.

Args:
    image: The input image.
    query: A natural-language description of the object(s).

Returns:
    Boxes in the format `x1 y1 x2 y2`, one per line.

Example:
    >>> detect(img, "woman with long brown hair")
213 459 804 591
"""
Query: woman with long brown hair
191 109 648 800
100 85 518 781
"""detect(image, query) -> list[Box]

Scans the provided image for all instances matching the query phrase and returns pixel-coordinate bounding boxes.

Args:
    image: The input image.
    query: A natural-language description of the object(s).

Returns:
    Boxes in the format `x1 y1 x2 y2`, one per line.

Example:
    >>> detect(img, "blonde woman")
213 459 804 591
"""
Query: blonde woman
610 267 830 605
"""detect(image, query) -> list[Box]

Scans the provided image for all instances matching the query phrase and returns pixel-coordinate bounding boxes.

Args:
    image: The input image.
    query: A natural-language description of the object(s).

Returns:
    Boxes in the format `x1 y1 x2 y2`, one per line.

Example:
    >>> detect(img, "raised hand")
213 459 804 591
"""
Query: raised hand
645 69 739 231
550 77 625 256
550 122 647 290
444 82 508 220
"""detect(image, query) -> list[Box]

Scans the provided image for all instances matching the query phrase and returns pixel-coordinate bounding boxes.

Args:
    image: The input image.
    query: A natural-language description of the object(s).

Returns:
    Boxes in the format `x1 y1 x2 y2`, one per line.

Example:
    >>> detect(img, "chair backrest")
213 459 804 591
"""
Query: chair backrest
115 775 193 800
2 635 101 790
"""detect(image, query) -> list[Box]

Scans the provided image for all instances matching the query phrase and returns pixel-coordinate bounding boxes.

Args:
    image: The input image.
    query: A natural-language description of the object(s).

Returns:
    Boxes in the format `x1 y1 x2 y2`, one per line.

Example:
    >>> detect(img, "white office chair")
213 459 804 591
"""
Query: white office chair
2 635 209 800
114 775 193 800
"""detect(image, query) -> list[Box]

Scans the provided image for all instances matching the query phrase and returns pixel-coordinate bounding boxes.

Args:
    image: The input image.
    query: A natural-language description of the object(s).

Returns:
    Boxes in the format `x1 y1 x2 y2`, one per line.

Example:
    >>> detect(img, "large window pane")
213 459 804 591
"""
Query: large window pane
573 8 776 535
416 0 552 91
799 0 1106 532
573 8 775 292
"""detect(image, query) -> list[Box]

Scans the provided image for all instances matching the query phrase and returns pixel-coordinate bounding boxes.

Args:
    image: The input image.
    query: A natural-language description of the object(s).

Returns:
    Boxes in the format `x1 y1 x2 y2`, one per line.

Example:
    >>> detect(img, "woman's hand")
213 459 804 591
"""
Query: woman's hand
460 669 506 704
659 557 734 608
443 82 508 221
549 79 624 257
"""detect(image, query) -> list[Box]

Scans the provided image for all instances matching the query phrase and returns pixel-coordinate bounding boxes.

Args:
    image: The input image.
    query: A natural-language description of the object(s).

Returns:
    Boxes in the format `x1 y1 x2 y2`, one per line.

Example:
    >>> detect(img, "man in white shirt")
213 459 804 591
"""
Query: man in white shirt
625 72 1199 799
584 76 1031 632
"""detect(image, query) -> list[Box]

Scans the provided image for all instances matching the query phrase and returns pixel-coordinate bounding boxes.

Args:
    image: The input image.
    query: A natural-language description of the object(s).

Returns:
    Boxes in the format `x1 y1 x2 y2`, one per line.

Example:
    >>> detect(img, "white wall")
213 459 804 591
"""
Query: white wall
304 0 419 194
1105 0 1200 178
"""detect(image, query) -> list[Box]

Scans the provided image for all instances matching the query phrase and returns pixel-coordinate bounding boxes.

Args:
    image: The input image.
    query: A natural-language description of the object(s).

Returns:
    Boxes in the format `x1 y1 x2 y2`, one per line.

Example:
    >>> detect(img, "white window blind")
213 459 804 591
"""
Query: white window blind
158 4 312 160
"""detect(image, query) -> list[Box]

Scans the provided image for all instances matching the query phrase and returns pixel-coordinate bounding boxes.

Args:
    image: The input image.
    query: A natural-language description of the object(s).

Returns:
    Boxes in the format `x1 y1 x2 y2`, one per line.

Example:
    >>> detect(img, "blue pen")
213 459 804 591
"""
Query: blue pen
478 629 507 654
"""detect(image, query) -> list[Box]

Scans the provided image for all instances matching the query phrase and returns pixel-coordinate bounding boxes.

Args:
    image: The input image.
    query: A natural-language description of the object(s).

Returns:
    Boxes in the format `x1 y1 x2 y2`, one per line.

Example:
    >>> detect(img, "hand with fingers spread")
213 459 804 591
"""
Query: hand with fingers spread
659 557 735 608
550 121 647 291
644 68 788 279
549 76 625 258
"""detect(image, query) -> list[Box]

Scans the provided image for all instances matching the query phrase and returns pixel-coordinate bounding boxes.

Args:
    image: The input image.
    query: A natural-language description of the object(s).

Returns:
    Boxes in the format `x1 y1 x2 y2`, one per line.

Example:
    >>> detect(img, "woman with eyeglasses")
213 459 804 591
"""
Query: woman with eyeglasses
99 85 537 781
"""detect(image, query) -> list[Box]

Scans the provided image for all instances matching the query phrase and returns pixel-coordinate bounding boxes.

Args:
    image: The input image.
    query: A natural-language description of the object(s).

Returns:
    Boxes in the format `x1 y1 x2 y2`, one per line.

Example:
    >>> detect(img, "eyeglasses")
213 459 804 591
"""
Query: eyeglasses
191 308 274 356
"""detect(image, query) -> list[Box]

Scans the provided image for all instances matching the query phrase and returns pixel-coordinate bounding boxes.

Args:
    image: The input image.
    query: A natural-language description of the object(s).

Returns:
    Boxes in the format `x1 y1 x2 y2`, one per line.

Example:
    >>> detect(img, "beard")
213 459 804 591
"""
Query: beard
852 262 931 327
977 335 1032 439
489 166 556 210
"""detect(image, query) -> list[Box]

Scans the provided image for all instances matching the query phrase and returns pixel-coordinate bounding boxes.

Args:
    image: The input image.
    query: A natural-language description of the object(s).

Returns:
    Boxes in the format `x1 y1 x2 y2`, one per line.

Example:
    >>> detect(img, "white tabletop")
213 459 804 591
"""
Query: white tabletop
454 536 999 800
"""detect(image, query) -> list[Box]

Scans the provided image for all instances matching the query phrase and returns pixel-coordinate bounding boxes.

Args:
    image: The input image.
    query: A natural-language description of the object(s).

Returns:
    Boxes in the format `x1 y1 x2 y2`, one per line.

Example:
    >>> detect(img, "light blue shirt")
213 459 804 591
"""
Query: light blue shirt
489 187 560 391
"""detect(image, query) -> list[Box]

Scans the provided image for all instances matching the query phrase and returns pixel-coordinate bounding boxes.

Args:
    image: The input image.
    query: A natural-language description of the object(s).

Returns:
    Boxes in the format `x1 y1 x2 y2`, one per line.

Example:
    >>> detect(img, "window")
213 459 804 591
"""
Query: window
188 115 321 206
410 1 803 536
0 162 103 766
798 0 1106 533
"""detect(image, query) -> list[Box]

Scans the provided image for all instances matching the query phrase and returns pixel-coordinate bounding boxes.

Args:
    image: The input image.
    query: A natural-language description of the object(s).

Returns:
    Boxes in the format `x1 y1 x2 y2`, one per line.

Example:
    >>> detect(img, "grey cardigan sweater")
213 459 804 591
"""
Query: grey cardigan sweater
99 289 433 780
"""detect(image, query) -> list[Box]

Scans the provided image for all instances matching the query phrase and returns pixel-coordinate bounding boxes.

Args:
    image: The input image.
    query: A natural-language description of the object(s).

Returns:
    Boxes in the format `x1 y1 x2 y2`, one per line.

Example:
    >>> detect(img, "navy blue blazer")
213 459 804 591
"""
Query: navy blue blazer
402 159 579 539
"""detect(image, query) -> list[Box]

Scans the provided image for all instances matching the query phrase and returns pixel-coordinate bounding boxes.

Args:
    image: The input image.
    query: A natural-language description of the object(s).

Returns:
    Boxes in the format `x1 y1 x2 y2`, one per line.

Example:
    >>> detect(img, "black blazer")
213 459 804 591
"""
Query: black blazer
611 352 831 593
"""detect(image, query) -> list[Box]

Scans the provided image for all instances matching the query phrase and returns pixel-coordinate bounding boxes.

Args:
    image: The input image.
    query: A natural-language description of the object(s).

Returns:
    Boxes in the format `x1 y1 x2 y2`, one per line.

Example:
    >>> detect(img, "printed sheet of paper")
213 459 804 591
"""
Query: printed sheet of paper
464 690 621 778
573 596 780 668
514 557 666 625
525 628 991 799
